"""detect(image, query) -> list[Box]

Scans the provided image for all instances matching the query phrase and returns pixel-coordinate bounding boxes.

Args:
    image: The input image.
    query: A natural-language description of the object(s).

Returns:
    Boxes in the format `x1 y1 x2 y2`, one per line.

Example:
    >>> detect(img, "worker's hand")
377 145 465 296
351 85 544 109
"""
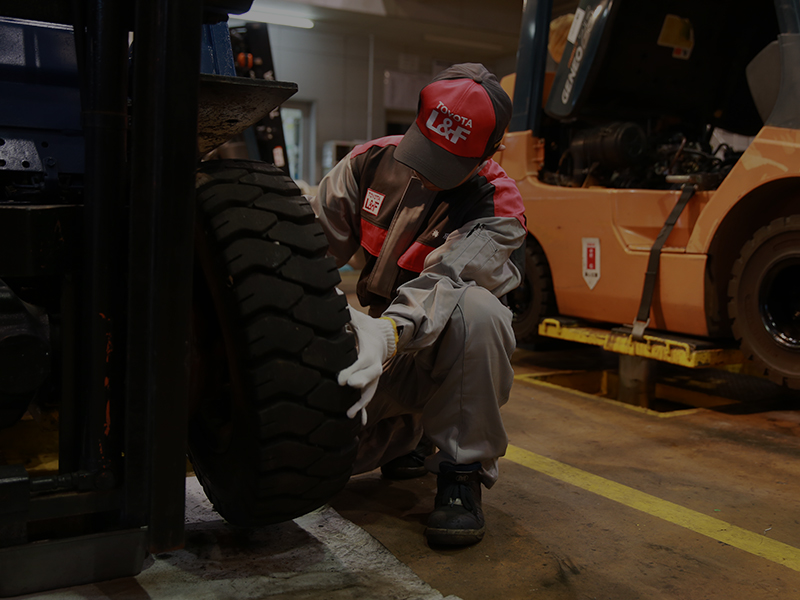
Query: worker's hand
338 307 398 425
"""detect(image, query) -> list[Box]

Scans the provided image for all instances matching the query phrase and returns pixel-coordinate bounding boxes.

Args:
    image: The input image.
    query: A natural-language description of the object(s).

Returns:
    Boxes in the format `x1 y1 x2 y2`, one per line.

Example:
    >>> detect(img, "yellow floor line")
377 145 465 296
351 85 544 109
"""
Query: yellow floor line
514 373 701 418
504 444 800 572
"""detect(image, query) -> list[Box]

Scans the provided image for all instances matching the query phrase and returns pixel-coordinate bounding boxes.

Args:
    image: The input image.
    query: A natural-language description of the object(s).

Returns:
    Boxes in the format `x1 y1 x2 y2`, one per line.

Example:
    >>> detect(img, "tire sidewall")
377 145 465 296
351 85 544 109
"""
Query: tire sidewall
730 216 800 385
508 241 554 344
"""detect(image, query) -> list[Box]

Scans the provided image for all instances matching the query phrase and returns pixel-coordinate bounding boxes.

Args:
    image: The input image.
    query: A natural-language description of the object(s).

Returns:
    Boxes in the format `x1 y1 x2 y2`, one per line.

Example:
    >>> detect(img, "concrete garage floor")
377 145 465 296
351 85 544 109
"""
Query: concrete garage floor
331 345 800 600
16 477 460 600
11 343 800 600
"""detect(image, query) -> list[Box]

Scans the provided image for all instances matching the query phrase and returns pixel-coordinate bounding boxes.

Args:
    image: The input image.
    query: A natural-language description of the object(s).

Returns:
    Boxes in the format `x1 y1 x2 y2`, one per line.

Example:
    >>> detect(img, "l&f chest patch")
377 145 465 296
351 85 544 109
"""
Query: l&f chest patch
363 188 385 216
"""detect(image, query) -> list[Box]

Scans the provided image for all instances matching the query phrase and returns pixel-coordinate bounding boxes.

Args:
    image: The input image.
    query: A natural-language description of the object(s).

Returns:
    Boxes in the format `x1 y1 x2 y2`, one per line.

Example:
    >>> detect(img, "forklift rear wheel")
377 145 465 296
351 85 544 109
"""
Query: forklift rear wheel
728 215 800 389
506 239 556 344
189 159 360 526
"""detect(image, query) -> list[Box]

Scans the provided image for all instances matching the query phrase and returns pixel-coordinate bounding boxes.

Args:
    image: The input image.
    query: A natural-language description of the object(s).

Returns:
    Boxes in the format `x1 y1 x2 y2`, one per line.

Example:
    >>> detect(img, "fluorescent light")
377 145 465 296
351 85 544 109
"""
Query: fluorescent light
423 34 503 52
238 9 314 28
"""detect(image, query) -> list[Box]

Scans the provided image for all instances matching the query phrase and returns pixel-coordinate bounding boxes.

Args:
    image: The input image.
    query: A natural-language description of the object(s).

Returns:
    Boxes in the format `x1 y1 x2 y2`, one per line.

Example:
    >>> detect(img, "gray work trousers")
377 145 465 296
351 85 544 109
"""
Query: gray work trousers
353 285 516 488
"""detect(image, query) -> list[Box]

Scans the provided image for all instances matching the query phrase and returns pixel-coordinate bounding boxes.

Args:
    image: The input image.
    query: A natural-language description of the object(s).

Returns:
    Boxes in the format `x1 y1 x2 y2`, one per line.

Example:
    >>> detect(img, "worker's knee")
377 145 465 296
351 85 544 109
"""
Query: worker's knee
424 286 515 380
458 286 515 355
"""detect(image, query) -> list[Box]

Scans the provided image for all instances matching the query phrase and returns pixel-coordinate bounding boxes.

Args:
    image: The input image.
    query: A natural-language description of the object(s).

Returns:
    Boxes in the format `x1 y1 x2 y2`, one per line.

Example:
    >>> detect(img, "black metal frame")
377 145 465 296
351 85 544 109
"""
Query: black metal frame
0 0 300 591
123 0 203 555
0 0 205 593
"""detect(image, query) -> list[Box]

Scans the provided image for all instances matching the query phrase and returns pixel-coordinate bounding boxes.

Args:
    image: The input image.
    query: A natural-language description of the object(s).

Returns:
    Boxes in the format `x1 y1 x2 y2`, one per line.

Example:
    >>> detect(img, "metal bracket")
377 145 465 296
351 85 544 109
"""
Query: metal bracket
631 318 650 341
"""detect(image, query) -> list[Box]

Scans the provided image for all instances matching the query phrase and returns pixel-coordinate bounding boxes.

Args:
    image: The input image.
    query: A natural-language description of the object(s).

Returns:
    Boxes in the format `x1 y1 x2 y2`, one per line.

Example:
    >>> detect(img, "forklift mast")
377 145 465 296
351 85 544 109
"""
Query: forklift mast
0 1 290 595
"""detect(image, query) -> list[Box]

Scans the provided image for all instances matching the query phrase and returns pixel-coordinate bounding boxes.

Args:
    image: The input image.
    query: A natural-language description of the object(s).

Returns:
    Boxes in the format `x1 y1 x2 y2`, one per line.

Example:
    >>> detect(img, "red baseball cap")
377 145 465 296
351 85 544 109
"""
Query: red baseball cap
394 63 512 189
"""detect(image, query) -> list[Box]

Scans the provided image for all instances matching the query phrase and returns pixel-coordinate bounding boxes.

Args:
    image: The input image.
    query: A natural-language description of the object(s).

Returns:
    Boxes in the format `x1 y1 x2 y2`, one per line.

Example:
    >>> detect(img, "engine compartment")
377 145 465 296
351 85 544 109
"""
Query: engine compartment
537 0 778 192
540 119 745 191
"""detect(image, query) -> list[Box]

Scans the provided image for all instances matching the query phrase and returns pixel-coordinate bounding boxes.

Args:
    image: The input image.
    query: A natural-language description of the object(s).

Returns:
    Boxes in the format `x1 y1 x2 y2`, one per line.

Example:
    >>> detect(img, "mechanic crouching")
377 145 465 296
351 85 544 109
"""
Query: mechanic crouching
310 63 525 547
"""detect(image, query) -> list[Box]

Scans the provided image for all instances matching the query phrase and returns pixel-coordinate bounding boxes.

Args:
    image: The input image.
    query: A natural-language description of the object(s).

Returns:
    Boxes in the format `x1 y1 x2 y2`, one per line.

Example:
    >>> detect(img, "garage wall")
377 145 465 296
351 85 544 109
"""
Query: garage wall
267 24 518 185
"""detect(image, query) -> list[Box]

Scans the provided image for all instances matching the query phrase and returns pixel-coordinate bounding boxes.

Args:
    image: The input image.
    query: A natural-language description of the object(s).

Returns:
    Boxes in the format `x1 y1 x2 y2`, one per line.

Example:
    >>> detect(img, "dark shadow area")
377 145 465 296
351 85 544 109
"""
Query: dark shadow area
658 363 800 415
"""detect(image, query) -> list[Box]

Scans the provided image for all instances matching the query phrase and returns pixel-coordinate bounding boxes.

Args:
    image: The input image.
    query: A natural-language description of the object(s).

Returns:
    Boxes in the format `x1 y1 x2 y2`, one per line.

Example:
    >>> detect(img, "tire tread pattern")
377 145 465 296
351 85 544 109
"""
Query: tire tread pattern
189 159 359 526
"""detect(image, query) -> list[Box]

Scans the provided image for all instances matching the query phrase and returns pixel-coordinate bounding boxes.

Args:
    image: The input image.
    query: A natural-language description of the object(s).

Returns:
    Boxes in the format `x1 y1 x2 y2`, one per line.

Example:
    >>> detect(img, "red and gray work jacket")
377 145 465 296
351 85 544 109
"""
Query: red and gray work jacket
310 135 526 352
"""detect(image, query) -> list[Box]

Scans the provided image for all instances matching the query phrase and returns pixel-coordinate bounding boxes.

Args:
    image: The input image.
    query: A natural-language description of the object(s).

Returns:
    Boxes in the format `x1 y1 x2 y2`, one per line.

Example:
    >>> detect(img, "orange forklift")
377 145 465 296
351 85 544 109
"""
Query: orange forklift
499 0 800 397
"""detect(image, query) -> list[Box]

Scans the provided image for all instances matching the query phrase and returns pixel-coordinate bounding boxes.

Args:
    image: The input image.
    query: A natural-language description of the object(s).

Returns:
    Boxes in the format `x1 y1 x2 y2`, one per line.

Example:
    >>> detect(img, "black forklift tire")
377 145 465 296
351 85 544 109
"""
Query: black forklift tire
189 159 360 526
728 215 800 389
506 239 556 344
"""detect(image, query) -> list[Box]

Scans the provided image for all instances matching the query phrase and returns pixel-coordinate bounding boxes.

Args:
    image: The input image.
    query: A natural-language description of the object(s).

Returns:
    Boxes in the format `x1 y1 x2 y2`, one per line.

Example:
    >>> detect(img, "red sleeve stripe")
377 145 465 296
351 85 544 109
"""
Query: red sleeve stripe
360 218 387 257
480 161 526 228
398 242 434 273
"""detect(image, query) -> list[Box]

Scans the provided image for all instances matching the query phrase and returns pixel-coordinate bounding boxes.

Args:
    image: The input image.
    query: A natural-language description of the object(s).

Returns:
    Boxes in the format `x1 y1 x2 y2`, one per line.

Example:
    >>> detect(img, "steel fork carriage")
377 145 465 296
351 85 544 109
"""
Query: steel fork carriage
0 2 359 595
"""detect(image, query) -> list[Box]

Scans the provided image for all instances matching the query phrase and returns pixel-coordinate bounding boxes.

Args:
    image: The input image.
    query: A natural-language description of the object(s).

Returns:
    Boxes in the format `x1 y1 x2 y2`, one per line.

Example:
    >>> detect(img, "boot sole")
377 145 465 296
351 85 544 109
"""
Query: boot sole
424 525 485 547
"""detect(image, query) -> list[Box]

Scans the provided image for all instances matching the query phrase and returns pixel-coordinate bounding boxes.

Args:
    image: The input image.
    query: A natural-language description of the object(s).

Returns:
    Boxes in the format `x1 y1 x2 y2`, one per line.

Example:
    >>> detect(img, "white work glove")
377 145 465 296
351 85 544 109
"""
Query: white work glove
338 306 398 425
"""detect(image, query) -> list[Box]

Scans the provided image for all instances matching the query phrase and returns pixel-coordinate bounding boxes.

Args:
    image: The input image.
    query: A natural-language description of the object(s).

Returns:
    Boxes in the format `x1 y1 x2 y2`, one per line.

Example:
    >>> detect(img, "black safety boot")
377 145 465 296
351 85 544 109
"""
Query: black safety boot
380 436 434 480
424 462 485 547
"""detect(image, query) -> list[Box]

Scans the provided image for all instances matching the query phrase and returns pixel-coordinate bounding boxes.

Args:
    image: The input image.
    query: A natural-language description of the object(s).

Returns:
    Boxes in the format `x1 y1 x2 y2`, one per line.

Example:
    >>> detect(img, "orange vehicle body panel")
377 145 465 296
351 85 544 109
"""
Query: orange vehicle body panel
688 126 800 253
497 125 800 338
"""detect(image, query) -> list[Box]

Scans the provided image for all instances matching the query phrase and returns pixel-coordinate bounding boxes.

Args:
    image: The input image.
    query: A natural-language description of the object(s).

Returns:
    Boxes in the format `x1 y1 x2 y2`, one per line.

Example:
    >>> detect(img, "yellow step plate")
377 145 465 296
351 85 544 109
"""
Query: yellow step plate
538 317 744 368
